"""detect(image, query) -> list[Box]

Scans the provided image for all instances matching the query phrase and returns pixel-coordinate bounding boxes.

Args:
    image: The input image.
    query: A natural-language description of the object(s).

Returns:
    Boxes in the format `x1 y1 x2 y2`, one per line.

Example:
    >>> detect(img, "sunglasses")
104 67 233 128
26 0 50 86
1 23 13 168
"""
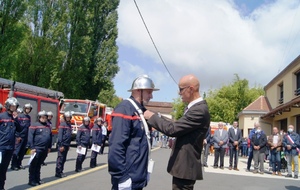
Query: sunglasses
179 86 190 92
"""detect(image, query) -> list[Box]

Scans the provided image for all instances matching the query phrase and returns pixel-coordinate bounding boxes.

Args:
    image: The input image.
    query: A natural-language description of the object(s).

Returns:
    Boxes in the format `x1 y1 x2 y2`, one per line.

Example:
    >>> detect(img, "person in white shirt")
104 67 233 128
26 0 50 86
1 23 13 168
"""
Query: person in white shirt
100 121 108 154
268 127 283 176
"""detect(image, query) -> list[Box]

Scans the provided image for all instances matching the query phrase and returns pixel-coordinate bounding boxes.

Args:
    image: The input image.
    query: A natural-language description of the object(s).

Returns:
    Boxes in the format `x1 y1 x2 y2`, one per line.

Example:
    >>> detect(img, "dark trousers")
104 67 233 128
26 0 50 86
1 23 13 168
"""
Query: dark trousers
203 143 210 166
172 176 196 190
0 149 13 189
29 150 47 183
229 147 239 168
271 150 281 172
76 148 87 170
90 150 98 167
100 135 107 154
55 146 69 174
247 147 253 170
214 147 225 167
11 137 27 168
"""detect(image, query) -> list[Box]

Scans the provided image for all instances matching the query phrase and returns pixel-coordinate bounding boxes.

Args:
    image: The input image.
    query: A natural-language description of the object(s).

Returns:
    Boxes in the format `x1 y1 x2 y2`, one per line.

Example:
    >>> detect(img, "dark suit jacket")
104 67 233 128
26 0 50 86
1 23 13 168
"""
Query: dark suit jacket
228 127 242 148
147 100 210 180
251 132 267 153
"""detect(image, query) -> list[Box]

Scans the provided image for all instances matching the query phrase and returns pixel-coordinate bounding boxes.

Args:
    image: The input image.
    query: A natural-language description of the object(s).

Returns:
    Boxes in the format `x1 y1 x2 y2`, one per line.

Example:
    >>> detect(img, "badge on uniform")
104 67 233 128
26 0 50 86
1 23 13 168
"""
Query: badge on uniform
40 129 43 132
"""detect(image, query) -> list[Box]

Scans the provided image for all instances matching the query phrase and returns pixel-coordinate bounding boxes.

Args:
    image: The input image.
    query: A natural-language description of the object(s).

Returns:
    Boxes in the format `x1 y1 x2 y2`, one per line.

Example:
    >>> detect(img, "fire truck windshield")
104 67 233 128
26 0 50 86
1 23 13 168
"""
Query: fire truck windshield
61 102 88 113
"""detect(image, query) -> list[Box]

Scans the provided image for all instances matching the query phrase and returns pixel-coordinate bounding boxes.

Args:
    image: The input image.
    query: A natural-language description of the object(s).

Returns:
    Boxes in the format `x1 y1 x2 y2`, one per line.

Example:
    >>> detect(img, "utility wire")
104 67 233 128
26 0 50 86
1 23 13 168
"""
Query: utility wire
133 0 178 85
278 3 300 73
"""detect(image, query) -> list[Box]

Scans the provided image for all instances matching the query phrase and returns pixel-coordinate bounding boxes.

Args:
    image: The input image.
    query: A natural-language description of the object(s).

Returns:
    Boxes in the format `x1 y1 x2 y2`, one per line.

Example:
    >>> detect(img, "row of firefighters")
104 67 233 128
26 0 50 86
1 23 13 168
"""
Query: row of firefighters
0 97 108 189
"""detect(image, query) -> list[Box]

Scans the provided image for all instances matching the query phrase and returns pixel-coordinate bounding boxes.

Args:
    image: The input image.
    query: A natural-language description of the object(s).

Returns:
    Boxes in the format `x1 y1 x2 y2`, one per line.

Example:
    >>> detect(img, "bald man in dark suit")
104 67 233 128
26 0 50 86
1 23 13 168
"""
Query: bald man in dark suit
144 74 210 190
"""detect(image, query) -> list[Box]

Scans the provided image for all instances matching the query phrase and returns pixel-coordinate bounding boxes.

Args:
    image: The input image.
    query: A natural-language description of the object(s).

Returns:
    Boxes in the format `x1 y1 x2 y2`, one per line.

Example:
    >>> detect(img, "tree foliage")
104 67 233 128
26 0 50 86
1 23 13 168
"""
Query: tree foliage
0 0 120 105
205 74 264 123
171 97 186 120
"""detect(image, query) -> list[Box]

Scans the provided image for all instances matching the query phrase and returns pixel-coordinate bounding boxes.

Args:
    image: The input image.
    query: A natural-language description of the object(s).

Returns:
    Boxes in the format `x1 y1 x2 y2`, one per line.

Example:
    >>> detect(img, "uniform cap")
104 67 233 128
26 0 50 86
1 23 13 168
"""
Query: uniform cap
128 75 159 92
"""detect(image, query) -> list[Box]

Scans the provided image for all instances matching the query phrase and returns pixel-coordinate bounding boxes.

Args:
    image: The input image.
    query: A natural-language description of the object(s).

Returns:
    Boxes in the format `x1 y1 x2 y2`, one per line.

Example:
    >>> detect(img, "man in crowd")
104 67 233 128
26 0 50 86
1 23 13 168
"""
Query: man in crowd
27 110 52 186
283 125 299 179
145 74 210 190
228 121 242 171
251 126 267 174
0 97 21 190
268 127 283 176
247 122 263 171
11 103 32 170
55 111 73 178
90 117 103 168
203 126 211 167
75 117 91 172
213 122 228 170
100 121 107 154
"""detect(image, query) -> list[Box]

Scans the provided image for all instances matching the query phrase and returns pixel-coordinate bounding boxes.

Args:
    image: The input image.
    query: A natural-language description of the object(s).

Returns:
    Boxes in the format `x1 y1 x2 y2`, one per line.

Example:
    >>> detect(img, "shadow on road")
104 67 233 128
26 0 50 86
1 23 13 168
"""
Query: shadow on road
285 186 300 190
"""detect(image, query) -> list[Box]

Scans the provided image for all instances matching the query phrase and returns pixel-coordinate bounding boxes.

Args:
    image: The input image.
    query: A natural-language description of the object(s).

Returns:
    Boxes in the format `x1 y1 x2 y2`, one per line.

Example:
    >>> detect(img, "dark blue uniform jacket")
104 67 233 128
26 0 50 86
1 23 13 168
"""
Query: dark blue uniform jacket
0 112 21 150
28 121 52 151
16 113 31 138
92 124 102 145
57 121 72 147
76 124 90 147
108 97 148 189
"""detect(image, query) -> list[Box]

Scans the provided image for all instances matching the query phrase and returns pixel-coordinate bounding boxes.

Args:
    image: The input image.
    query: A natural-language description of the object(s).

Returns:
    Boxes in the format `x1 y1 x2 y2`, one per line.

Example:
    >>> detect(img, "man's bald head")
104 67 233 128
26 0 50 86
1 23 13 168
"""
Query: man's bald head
178 74 201 103
179 74 200 91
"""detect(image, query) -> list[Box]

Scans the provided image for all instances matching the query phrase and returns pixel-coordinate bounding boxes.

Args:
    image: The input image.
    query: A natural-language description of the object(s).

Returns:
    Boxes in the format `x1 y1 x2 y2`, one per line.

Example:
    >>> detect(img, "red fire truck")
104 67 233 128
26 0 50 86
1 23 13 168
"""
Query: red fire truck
0 77 64 147
59 99 113 140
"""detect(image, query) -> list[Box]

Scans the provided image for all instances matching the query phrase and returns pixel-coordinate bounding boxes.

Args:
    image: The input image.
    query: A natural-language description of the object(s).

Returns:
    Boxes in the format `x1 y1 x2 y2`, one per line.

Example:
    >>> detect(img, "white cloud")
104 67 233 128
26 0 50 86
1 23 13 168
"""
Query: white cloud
115 0 300 100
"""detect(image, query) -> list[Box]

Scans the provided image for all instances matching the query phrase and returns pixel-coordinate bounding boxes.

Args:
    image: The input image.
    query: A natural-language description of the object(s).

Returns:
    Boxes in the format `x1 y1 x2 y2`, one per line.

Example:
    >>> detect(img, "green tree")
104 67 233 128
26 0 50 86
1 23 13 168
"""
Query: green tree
205 74 264 123
171 97 186 120
1 0 120 103
0 0 27 78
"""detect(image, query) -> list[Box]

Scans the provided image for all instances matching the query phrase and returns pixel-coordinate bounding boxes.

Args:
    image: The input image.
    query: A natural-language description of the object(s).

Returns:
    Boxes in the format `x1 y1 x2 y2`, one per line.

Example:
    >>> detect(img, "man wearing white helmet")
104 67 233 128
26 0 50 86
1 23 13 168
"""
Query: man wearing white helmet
41 111 54 167
27 110 52 186
11 103 33 170
108 75 159 190
75 116 91 172
0 97 21 190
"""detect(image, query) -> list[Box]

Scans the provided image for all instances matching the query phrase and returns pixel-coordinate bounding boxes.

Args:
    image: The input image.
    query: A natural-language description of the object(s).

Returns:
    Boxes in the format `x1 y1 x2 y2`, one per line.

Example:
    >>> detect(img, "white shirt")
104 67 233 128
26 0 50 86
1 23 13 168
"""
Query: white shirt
184 97 204 114
101 125 107 136
234 128 237 135
273 135 279 144
219 129 223 136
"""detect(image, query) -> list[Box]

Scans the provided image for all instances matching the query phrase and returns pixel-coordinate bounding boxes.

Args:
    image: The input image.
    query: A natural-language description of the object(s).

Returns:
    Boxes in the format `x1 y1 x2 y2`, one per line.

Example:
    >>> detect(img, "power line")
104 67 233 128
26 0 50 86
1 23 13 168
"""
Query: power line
133 0 178 85
278 2 300 73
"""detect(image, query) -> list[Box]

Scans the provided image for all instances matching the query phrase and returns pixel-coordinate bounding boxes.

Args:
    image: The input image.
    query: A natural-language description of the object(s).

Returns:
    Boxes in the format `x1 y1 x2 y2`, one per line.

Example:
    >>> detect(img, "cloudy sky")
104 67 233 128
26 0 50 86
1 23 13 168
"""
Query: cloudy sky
113 0 300 102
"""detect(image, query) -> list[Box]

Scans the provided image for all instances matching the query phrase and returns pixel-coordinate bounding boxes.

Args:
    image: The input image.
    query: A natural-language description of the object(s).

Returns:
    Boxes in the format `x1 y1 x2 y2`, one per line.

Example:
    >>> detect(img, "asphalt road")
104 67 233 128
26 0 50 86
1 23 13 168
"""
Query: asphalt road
4 142 300 190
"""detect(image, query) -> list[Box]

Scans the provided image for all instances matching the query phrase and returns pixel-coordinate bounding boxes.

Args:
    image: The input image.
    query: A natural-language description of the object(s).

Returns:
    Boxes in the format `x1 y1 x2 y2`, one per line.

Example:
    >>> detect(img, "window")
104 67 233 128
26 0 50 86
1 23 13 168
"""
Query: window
41 101 58 130
15 96 38 122
295 71 300 96
278 83 283 104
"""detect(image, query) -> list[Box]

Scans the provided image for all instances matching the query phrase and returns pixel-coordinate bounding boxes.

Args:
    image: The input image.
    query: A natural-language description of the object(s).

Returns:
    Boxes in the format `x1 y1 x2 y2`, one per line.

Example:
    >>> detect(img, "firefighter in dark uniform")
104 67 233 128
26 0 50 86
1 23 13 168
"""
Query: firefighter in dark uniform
90 117 103 168
108 75 159 190
0 97 21 190
41 111 54 167
55 111 72 178
27 110 52 186
11 103 32 170
75 116 91 172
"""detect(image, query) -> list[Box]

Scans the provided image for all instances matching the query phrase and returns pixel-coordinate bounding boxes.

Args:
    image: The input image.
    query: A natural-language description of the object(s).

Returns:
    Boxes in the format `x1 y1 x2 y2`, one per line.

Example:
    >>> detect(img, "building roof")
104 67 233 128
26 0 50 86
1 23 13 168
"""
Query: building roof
261 96 300 119
264 55 300 90
238 96 271 117
145 101 173 115
243 96 272 112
